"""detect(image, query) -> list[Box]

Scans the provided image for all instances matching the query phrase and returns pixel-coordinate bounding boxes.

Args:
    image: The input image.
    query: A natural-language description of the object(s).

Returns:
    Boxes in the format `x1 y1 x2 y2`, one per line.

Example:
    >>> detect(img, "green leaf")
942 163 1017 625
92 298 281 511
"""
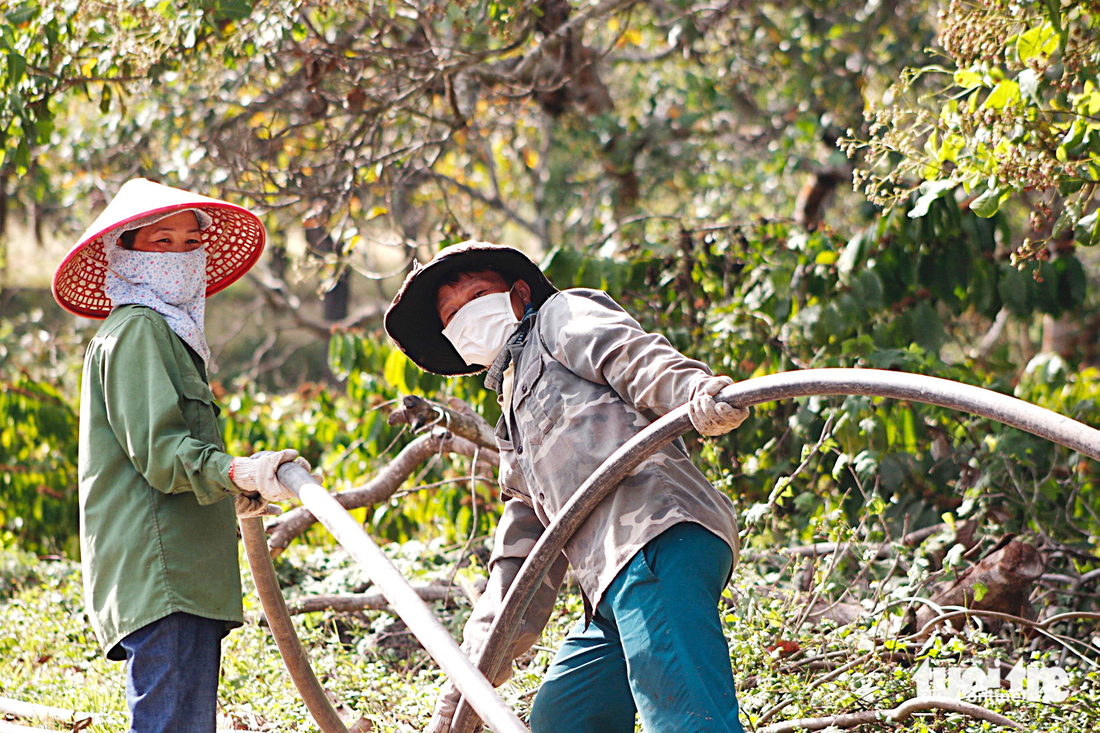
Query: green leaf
998 263 1032 316
1016 22 1057 63
837 230 868 282
1043 0 1064 49
6 52 26 89
383 349 411 394
1053 196 1084 236
1059 120 1089 158
1035 261 1061 315
210 0 253 22
1017 68 1041 105
969 184 1008 218
909 300 945 352
982 80 1019 110
3 3 39 26
953 69 984 89
1075 211 1100 246
1056 256 1087 308
908 180 956 219
1059 178 1084 196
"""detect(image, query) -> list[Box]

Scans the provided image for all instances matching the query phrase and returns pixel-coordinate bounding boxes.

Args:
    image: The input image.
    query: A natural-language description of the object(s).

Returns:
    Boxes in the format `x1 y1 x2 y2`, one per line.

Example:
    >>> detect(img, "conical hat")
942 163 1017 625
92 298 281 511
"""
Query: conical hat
52 178 266 318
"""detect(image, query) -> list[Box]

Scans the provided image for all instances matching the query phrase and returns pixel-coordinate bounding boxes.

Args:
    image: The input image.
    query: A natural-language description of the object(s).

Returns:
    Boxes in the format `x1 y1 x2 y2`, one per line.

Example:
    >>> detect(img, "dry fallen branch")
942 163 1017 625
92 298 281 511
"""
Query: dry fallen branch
387 394 498 451
0 695 267 733
907 608 1100 647
0 697 99 727
758 696 1025 733
253 579 489 621
266 428 498 556
741 521 977 563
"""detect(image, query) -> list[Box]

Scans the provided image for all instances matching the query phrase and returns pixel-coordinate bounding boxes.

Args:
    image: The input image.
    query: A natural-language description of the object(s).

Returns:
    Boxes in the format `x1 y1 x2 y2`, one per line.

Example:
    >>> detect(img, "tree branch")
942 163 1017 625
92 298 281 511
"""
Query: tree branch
387 394 498 451
426 171 544 242
759 696 1025 733
265 429 498 557
255 579 489 621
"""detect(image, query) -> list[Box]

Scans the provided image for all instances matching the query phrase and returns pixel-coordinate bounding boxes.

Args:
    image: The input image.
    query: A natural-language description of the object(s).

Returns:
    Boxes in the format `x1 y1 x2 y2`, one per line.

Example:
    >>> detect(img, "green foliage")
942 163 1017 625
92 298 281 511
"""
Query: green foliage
0 310 81 556
848 0 1100 261
539 203 1099 555
2 542 1097 732
0 0 260 175
0 372 77 556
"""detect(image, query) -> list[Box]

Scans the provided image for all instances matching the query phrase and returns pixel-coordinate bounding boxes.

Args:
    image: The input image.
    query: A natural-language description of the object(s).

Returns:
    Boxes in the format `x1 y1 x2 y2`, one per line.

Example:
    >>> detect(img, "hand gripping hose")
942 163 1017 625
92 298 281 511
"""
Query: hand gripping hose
448 368 1100 733
243 464 530 733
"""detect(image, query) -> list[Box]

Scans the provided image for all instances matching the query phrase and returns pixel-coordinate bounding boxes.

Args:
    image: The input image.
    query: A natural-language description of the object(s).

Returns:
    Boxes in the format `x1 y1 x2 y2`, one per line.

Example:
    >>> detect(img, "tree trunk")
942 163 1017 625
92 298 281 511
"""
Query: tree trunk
915 538 1044 632
306 227 350 322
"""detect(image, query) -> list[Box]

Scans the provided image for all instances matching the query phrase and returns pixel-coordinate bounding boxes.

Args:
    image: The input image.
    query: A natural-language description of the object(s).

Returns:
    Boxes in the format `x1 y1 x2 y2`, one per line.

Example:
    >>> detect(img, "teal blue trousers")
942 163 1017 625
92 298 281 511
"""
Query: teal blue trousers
529 522 744 733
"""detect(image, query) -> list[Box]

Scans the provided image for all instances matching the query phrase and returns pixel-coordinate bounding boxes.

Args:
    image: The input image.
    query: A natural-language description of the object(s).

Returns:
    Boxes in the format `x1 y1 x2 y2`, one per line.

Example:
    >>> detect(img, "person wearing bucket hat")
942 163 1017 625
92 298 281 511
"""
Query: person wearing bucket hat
54 179 312 733
385 241 749 733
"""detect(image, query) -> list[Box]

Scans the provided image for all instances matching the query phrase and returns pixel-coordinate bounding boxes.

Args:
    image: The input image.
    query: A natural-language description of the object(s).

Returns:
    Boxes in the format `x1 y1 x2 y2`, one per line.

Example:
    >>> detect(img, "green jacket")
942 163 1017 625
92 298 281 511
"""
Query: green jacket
79 305 243 659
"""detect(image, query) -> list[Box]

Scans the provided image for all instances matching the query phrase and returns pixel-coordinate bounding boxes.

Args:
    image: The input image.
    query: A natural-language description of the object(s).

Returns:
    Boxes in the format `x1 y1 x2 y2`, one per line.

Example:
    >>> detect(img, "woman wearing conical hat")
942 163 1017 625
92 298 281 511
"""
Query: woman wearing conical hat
54 179 307 733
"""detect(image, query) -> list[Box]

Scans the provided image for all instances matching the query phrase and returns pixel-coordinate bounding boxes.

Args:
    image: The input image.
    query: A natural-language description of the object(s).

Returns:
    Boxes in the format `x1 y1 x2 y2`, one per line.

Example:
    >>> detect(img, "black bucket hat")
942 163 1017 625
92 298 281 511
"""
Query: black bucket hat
384 240 557 375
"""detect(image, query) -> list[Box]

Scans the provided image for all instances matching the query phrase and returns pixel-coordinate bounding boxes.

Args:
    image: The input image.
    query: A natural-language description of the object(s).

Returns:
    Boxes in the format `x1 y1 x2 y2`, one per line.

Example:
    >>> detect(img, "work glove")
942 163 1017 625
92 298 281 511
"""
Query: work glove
425 680 461 733
230 449 314 503
233 491 282 518
689 376 749 436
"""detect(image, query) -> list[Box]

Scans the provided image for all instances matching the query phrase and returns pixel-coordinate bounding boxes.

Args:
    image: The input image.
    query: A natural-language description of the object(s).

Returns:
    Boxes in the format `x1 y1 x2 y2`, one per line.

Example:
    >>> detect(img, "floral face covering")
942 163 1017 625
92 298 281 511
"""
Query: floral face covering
104 243 211 364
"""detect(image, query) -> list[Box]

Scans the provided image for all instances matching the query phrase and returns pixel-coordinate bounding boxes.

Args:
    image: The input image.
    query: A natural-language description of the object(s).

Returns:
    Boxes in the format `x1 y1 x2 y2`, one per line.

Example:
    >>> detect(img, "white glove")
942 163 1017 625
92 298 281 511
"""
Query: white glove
230 449 312 502
234 491 283 518
425 680 461 733
689 376 749 436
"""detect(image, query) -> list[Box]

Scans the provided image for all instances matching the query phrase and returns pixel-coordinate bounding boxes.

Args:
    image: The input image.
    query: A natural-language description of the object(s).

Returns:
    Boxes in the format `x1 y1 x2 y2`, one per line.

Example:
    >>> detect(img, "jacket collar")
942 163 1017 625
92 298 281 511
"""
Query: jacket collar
484 304 538 393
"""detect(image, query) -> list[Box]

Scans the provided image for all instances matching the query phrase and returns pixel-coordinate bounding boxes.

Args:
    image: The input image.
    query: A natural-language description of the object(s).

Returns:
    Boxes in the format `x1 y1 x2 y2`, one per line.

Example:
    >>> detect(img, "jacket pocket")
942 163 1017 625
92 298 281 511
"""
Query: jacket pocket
179 375 223 448
513 356 564 445
495 435 531 503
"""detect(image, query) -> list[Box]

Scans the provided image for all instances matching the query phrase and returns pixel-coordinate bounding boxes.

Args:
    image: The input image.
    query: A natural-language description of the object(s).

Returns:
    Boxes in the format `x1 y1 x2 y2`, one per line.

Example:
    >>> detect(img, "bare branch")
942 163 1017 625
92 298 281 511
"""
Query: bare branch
388 394 498 451
244 270 387 339
266 429 498 556
759 696 1025 733
254 579 489 620
426 171 545 243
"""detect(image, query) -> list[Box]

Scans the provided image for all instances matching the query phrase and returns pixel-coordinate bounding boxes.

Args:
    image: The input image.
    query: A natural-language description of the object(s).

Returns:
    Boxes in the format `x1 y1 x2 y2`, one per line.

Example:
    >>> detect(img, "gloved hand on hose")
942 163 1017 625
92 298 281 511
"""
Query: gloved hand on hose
426 679 461 733
229 449 316 503
233 491 283 518
689 376 749 436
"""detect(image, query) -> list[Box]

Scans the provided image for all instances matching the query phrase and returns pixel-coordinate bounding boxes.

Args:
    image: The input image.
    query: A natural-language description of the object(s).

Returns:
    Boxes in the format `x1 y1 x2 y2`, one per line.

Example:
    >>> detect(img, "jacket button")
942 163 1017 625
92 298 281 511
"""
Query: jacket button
522 385 528 393
517 446 524 455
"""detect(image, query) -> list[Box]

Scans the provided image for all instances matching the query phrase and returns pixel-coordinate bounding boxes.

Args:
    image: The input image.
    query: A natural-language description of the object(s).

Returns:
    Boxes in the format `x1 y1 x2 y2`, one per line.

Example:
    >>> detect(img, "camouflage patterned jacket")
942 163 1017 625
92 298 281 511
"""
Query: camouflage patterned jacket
459 288 739 677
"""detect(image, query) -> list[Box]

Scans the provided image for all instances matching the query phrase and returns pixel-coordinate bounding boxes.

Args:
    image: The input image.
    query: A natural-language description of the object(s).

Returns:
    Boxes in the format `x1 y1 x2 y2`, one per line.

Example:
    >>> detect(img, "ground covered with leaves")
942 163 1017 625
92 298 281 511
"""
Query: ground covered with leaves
1 532 1097 733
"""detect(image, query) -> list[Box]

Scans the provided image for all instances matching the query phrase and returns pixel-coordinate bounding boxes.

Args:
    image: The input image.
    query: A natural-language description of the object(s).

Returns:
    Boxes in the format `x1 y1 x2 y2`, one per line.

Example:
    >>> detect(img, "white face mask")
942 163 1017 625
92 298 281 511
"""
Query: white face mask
441 288 520 367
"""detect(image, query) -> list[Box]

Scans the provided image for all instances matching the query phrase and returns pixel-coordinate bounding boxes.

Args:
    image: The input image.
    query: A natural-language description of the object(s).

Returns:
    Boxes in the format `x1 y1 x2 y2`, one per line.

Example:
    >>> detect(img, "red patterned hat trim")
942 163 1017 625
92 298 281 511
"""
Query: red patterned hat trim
53 204 265 319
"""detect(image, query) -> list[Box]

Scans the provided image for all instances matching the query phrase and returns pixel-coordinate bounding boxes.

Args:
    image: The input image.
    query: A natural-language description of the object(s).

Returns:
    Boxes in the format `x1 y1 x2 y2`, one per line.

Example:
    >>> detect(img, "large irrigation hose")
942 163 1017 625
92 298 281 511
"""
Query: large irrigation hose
270 463 530 733
449 367 1100 733
240 516 351 733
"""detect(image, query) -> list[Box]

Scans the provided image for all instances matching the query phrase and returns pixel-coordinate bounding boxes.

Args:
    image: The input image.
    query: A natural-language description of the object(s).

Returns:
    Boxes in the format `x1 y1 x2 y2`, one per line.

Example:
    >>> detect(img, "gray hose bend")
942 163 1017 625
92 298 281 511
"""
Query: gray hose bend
450 367 1100 733
240 516 352 733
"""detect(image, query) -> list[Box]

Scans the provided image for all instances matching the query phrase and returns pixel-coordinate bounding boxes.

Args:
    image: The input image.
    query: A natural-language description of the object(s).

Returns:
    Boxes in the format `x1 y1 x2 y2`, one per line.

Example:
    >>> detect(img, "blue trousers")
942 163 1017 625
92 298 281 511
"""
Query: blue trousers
529 523 744 733
118 612 224 733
